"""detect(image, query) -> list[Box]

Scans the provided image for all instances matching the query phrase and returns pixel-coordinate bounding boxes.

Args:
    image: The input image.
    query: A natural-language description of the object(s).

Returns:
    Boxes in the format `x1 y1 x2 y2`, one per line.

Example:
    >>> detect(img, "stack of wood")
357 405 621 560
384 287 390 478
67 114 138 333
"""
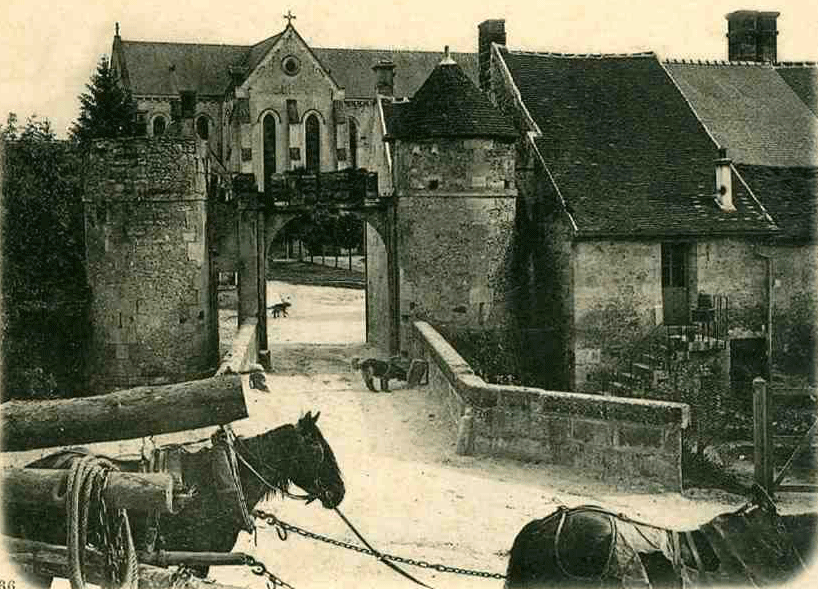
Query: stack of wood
1 375 249 589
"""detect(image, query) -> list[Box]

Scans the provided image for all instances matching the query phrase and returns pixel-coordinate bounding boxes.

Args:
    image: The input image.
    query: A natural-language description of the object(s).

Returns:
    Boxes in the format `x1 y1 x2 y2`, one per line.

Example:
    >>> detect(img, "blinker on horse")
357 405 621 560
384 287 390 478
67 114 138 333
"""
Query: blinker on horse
4 411 344 576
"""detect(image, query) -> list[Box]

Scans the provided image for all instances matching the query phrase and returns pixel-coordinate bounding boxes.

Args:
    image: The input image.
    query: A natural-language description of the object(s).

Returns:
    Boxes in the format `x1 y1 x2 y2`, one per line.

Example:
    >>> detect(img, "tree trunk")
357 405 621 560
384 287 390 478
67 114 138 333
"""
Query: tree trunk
2 469 184 513
2 537 246 589
1 375 247 452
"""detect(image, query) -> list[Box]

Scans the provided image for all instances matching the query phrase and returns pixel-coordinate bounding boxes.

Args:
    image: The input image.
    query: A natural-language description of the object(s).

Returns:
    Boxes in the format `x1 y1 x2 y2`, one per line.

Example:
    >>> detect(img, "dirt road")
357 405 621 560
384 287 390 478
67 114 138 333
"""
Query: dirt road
6 281 816 589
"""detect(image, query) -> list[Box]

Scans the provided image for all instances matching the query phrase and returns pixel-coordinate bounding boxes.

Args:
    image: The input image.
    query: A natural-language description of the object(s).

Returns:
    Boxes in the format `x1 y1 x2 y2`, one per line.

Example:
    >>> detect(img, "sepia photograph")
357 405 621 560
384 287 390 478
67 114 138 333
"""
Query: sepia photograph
1 0 816 588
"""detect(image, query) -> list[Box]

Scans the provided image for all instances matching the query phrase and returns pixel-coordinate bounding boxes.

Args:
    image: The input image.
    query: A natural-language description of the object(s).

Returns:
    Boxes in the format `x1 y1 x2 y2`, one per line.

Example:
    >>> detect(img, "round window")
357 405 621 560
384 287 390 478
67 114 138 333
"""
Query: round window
282 55 301 76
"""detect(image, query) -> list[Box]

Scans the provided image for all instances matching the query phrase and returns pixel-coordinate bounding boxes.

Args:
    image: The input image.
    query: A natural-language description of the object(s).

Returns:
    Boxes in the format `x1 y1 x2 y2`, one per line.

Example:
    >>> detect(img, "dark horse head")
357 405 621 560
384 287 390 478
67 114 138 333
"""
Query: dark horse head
285 411 345 509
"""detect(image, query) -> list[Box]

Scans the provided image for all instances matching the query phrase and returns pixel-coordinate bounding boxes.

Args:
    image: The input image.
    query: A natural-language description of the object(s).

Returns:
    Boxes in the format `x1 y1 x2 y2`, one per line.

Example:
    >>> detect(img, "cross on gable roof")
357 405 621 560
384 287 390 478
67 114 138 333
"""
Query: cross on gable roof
115 34 479 99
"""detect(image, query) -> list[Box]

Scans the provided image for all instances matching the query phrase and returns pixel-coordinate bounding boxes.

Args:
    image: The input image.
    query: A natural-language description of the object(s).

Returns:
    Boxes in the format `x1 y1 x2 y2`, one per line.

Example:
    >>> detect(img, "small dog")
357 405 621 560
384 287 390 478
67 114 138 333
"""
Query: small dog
269 295 292 318
351 355 409 392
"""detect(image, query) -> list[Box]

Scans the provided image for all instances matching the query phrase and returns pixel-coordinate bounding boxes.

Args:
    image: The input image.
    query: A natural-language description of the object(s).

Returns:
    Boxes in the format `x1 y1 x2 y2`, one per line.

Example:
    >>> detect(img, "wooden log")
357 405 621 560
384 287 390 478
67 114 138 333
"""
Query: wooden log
140 551 249 568
1 375 247 452
1 469 181 513
2 536 247 589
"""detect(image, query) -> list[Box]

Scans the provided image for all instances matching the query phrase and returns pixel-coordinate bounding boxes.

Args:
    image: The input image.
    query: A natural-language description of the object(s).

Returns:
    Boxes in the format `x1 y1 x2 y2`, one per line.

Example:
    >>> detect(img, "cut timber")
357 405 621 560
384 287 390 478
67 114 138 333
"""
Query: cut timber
1 375 247 452
2 536 247 589
2 469 183 513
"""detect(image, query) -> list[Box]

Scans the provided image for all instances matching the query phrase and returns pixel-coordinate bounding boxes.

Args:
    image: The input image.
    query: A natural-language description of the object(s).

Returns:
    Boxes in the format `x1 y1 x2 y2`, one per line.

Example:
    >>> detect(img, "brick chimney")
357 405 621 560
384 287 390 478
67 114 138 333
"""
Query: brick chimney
478 19 506 92
726 10 779 62
373 60 396 96
714 147 735 212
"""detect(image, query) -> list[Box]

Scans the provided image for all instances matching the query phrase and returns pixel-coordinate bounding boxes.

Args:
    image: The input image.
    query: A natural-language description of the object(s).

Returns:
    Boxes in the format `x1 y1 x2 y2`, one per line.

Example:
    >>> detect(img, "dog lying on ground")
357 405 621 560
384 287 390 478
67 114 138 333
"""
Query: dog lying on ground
351 356 409 392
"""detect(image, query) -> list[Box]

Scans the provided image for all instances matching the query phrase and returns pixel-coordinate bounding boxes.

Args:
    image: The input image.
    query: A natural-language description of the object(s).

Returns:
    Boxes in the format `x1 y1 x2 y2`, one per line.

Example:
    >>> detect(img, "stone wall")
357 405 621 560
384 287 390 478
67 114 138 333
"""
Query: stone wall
695 238 767 337
365 223 391 351
410 321 689 490
392 138 517 349
84 138 219 391
573 240 663 390
769 243 818 376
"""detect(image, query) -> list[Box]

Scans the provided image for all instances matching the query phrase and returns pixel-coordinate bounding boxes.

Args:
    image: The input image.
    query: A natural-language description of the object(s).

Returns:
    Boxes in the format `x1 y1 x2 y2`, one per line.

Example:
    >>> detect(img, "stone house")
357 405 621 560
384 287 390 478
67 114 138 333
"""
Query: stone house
485 11 817 391
102 11 815 394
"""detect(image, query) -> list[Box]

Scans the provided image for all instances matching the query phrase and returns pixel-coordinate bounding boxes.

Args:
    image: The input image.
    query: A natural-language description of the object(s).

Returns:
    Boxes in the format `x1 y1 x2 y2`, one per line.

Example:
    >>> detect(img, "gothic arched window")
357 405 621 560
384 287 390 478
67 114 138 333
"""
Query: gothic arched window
348 118 358 170
196 115 210 140
305 114 321 173
263 113 277 190
152 115 167 137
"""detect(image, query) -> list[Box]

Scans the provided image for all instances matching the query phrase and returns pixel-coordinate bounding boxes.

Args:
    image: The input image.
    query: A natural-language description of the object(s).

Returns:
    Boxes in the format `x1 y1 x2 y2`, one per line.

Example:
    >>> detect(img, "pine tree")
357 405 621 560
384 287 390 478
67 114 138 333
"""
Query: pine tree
69 56 136 145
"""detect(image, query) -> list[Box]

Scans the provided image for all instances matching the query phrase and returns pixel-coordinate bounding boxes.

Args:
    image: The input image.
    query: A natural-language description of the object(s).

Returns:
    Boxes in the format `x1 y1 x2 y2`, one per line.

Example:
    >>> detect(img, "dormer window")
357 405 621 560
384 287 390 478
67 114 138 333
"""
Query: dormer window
282 55 301 76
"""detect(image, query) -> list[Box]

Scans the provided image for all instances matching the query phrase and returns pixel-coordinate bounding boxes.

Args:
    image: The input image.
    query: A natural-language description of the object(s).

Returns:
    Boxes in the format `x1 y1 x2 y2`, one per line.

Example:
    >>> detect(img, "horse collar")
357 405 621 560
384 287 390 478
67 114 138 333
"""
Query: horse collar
211 426 255 533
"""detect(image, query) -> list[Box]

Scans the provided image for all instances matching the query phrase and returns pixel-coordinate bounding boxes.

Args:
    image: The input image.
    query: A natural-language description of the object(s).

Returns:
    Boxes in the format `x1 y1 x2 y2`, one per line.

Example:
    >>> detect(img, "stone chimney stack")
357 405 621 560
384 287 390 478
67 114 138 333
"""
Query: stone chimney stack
715 147 735 212
478 19 506 92
726 10 779 62
373 60 396 96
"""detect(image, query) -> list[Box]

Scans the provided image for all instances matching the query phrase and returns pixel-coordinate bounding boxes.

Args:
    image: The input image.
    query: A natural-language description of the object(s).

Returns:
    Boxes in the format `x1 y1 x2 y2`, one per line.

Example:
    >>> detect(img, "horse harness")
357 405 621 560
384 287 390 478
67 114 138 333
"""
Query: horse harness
139 425 255 551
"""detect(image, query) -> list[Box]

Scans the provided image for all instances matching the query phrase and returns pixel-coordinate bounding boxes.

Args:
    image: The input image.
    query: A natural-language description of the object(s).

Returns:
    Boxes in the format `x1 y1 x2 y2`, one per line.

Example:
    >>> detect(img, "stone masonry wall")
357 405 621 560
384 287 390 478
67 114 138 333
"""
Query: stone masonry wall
573 240 663 390
695 238 767 337
393 138 517 349
84 138 218 391
366 223 391 352
410 321 689 490
769 243 818 376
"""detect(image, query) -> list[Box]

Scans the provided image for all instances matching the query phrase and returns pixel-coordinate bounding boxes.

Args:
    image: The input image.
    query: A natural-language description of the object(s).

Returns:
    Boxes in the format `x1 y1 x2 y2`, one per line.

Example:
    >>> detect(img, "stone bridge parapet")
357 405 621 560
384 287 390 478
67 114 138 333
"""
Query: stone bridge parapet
410 321 690 490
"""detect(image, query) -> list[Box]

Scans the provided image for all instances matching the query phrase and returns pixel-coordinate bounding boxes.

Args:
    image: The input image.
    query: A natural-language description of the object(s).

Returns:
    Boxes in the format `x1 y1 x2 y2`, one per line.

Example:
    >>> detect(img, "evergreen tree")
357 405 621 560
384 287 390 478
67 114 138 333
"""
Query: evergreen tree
69 56 136 145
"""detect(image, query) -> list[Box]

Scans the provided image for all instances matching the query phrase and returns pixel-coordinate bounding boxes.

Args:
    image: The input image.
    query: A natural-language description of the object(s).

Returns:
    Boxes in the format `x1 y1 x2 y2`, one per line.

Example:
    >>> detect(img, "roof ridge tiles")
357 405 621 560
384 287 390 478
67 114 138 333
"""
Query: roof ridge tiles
121 39 250 49
776 61 818 67
507 48 655 59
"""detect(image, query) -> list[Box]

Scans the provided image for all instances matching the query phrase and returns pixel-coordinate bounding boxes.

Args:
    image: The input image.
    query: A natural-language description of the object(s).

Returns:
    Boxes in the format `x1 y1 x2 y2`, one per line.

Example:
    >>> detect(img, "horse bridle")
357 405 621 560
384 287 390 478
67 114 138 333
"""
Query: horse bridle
232 430 325 504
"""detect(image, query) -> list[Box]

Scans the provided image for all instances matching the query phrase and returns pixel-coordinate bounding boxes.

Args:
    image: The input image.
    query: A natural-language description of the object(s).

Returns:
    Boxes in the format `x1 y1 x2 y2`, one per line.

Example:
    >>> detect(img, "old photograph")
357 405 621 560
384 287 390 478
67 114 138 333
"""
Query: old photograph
1 1 816 588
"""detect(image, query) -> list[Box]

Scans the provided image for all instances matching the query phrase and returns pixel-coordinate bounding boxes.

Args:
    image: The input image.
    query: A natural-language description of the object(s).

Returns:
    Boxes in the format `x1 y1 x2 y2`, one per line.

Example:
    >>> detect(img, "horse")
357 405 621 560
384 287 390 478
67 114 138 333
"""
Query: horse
2 411 344 578
505 489 815 589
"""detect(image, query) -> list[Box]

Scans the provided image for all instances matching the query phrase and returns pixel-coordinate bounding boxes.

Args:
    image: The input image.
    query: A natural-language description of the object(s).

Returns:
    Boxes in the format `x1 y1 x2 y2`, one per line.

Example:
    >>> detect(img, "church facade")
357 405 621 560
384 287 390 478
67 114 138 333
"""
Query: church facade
110 18 478 194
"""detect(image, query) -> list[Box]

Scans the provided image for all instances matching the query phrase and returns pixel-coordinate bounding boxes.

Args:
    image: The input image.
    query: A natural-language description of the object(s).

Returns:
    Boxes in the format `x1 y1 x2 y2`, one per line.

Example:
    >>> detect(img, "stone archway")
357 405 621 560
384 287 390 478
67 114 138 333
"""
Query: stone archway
252 207 397 354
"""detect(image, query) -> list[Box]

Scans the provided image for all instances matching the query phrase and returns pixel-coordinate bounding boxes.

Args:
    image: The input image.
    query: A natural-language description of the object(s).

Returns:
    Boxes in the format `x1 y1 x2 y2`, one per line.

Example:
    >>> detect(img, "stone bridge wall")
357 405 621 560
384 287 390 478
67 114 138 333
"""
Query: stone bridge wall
409 321 690 490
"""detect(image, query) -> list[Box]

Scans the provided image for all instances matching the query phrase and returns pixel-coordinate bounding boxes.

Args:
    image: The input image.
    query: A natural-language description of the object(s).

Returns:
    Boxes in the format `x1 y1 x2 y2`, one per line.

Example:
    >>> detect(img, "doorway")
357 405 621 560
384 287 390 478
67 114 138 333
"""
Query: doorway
662 242 690 325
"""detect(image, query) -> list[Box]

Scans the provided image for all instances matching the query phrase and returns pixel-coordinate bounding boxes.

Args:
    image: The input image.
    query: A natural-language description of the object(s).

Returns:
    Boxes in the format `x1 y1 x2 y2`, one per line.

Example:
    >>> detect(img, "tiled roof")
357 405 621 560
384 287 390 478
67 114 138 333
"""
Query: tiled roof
498 48 777 237
735 165 818 241
775 64 818 116
118 36 478 100
380 98 410 137
384 57 516 141
243 33 284 73
119 40 248 95
314 48 477 98
663 61 818 167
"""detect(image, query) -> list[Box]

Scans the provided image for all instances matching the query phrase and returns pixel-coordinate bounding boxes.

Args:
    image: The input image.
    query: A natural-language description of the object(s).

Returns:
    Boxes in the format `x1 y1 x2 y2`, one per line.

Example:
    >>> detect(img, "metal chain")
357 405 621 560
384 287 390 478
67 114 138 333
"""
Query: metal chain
252 509 506 580
241 554 298 589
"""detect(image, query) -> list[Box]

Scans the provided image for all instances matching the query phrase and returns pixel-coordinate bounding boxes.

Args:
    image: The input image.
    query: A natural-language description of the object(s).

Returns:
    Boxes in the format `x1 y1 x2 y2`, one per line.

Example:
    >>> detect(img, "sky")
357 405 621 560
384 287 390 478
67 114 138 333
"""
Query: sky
1 0 816 137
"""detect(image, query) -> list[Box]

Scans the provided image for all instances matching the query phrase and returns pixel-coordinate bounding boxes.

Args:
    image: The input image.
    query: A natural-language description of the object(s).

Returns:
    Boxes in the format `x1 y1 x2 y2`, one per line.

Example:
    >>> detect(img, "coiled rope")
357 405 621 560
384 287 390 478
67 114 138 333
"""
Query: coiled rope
65 455 139 589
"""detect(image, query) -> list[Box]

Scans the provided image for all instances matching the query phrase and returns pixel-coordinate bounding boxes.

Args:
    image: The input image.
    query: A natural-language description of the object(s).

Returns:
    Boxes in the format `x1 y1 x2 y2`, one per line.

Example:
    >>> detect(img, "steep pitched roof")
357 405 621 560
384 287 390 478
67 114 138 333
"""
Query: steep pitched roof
663 61 818 167
313 48 477 98
385 56 516 141
775 64 818 116
380 98 410 136
498 48 777 238
118 40 248 95
116 35 478 99
735 165 818 241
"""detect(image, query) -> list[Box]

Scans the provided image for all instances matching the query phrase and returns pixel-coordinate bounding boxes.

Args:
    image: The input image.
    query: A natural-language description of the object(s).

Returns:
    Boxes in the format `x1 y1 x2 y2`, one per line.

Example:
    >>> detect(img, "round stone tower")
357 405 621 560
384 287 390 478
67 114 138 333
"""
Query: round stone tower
384 48 518 345
83 137 219 391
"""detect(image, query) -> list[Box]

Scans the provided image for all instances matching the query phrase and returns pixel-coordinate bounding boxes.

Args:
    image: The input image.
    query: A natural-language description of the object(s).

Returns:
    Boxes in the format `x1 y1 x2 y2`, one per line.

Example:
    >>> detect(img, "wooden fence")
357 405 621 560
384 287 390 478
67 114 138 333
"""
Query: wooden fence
753 377 818 496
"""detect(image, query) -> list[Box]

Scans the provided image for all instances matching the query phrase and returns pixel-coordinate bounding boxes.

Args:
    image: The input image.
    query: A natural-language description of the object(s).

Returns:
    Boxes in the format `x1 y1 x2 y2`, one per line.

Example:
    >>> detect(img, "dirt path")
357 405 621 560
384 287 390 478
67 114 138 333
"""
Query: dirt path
6 281 817 589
